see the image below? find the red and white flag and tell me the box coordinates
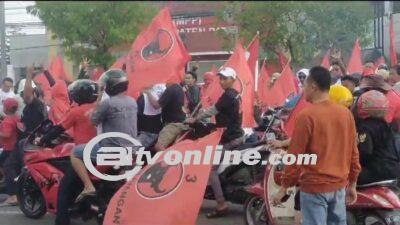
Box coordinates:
[390,15,398,66]
[246,33,259,90]
[104,130,223,225]
[225,43,256,128]
[347,38,363,74]
[125,8,191,99]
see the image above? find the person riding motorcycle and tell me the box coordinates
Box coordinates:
[355,90,400,185]
[38,79,99,146]
[51,79,100,225]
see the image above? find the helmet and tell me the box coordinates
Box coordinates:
[69,79,99,105]
[98,69,129,96]
[357,90,389,119]
[329,85,353,108]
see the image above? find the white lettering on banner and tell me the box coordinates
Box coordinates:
[173,17,202,27]
[177,26,237,34]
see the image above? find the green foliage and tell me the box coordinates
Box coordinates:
[218,1,374,67]
[28,1,157,69]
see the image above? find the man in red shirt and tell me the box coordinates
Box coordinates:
[0,98,20,206]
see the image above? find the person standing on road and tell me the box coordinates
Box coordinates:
[272,66,361,225]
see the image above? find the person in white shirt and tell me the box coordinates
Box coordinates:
[0,78,16,118]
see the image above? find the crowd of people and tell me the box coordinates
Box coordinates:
[0,54,398,225]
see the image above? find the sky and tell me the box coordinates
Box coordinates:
[5,1,44,35]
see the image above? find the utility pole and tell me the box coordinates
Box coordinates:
[0,1,6,80]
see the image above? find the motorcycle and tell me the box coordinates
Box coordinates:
[245,156,400,225]
[203,108,286,206]
[16,120,128,224]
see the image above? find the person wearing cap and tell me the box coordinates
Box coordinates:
[187,66,244,218]
[0,98,20,206]
[296,68,309,89]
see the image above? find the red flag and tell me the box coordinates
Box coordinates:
[257,60,286,108]
[48,80,70,124]
[390,15,398,66]
[48,55,73,82]
[246,33,259,88]
[225,43,256,127]
[284,93,312,137]
[347,38,363,74]
[321,49,331,69]
[104,130,223,225]
[200,66,222,109]
[276,61,298,100]
[126,8,191,99]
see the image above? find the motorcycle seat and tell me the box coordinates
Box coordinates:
[357,179,398,188]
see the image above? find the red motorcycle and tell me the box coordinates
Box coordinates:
[16,120,127,224]
[245,162,400,225]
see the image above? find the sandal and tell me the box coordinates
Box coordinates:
[206,207,228,219]
[75,190,96,203]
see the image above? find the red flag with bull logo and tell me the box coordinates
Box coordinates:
[225,43,256,128]
[103,129,223,225]
[125,8,191,99]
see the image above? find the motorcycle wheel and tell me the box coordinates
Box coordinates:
[244,195,268,225]
[17,171,47,219]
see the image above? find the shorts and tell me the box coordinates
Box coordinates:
[137,132,159,148]
[157,123,190,148]
[73,143,101,161]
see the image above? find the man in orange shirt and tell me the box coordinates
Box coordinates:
[272,66,361,225]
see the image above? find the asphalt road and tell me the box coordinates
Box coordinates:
[0,195,247,225]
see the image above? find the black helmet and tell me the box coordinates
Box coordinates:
[99,69,129,96]
[69,79,99,105]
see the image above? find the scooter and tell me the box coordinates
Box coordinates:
[16,120,127,224]
[204,108,286,206]
[245,160,400,225]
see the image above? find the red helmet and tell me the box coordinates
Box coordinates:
[357,90,389,119]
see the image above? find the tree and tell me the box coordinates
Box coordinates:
[218,1,374,67]
[28,2,157,69]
